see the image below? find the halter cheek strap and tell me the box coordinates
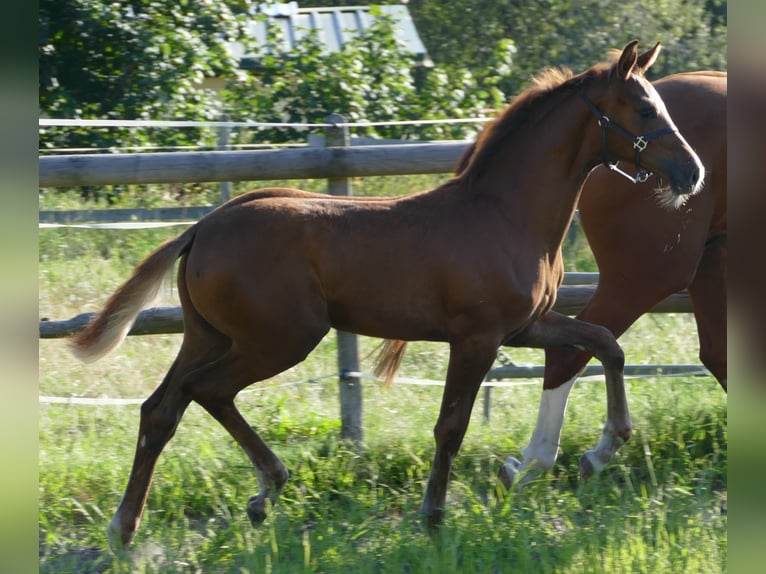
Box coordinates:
[580,91,677,184]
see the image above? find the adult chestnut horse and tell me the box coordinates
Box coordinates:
[500,70,726,485]
[71,41,703,550]
[379,71,726,486]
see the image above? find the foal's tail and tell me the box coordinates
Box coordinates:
[374,339,409,386]
[70,225,198,363]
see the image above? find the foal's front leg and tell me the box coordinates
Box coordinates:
[501,312,631,484]
[421,336,499,528]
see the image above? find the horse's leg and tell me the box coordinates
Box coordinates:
[107,356,193,551]
[497,367,580,488]
[502,277,693,486]
[687,236,727,391]
[502,312,630,482]
[180,315,329,525]
[196,399,288,525]
[421,335,499,528]
[185,358,291,527]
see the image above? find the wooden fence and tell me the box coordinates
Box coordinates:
[39,279,692,339]
[39,115,702,442]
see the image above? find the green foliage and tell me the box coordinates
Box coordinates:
[221,11,499,142]
[407,0,727,96]
[39,0,253,152]
[39,0,727,152]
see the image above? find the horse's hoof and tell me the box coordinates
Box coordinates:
[419,504,444,536]
[106,518,131,554]
[497,456,522,490]
[247,497,268,526]
[422,519,443,539]
[579,453,595,481]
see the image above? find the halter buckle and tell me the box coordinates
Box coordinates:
[633,136,648,152]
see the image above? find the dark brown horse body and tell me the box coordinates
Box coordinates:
[71,42,703,550]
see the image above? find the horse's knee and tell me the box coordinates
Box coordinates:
[433,415,467,455]
[610,343,625,371]
[591,324,624,369]
[138,399,183,453]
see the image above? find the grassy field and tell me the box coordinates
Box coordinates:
[39,180,726,573]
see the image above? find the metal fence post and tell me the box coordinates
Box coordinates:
[325,113,363,446]
[483,384,492,424]
[218,114,231,204]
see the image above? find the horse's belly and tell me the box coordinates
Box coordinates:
[324,286,451,342]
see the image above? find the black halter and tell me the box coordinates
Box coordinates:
[580,91,677,184]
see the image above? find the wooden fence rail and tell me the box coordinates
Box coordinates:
[39,142,468,188]
[38,285,692,340]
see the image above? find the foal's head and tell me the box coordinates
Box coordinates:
[586,40,705,206]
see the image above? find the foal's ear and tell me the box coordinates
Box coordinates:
[636,42,662,74]
[616,40,640,80]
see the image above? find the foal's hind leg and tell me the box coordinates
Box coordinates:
[502,311,630,483]
[186,360,291,527]
[183,325,329,527]
[197,400,288,525]
[107,357,193,551]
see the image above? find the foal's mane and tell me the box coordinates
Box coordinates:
[456,60,615,182]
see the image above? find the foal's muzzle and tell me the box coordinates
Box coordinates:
[661,158,704,196]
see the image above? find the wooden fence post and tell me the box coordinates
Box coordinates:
[324,113,363,446]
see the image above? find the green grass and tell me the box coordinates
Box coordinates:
[38,371,726,573]
[38,179,726,573]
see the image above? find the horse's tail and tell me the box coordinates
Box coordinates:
[70,225,198,362]
[374,339,409,386]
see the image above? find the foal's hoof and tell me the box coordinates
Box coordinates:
[497,456,522,490]
[579,453,596,481]
[106,518,131,554]
[247,497,268,526]
[419,505,445,537]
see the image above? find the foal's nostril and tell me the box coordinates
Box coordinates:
[690,163,701,187]
[682,158,704,193]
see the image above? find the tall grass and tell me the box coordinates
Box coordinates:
[39,178,725,572]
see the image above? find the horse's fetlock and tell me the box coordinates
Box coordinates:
[618,424,632,443]
[274,466,290,490]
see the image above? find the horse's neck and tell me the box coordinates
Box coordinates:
[474,93,598,250]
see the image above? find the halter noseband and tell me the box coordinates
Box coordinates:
[580,91,677,184]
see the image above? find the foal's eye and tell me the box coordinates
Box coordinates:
[639,108,658,119]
